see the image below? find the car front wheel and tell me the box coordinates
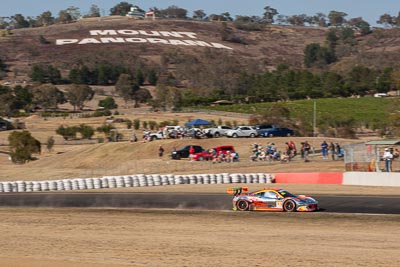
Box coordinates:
[232,133,238,138]
[236,200,250,211]
[214,132,220,137]
[250,133,255,138]
[283,200,296,212]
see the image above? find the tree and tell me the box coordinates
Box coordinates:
[115,74,134,104]
[98,97,118,109]
[65,84,94,111]
[56,10,73,24]
[377,13,396,28]
[312,13,327,27]
[85,5,101,18]
[8,130,41,164]
[32,84,66,111]
[0,90,18,116]
[304,43,336,68]
[110,2,133,16]
[262,6,278,24]
[29,64,61,84]
[159,5,188,19]
[36,11,54,26]
[286,14,308,26]
[328,10,347,26]
[193,10,206,20]
[10,14,29,28]
[14,85,33,112]
[326,29,339,50]
[347,17,371,35]
[65,6,81,20]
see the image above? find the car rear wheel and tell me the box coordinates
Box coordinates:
[198,156,204,161]
[286,133,291,137]
[236,200,250,211]
[250,133,255,138]
[268,133,274,137]
[283,200,296,212]
[232,133,238,138]
[214,132,220,137]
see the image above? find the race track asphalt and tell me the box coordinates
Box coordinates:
[0,193,399,214]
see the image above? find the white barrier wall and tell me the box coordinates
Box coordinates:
[343,172,400,186]
[0,173,274,193]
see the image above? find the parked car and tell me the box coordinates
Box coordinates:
[255,123,276,130]
[259,127,294,137]
[203,126,233,137]
[170,145,204,160]
[193,145,236,161]
[226,126,258,138]
[148,131,164,141]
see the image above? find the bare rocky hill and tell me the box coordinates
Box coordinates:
[3,17,400,83]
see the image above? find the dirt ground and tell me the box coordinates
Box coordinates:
[0,205,399,267]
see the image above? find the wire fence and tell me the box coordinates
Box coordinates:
[344,143,400,172]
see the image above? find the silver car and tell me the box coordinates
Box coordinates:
[226,126,258,138]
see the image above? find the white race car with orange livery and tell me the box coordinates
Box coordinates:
[227,187,318,212]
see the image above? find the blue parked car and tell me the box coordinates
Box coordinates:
[258,127,294,137]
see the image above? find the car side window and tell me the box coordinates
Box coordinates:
[264,191,278,198]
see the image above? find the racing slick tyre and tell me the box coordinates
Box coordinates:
[283,200,296,212]
[236,200,250,211]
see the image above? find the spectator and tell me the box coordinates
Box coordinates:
[302,141,311,162]
[321,140,329,159]
[130,132,138,142]
[289,140,297,158]
[189,146,195,161]
[158,145,165,158]
[382,148,393,172]
[335,143,343,158]
[393,148,400,159]
[329,141,336,160]
[280,152,290,163]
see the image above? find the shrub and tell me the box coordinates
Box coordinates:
[46,136,55,152]
[79,124,95,139]
[133,119,140,130]
[98,97,118,109]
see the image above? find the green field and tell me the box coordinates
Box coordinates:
[203,97,397,129]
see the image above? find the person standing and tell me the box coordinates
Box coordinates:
[321,140,329,159]
[189,146,195,161]
[382,148,393,172]
[302,141,311,162]
[329,141,336,160]
[158,145,165,158]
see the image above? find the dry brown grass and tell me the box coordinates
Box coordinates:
[0,207,399,267]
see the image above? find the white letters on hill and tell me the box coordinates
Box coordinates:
[56,29,233,50]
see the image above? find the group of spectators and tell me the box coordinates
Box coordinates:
[320,141,343,161]
[250,143,289,163]
[249,140,344,163]
[201,148,239,163]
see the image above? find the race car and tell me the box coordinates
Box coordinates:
[227,187,318,212]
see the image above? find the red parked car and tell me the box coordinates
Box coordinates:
[193,145,237,161]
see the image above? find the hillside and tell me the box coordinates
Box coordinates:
[2,17,400,84]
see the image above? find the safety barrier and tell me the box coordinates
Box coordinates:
[0,173,274,193]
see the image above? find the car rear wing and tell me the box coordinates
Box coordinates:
[226,187,248,196]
